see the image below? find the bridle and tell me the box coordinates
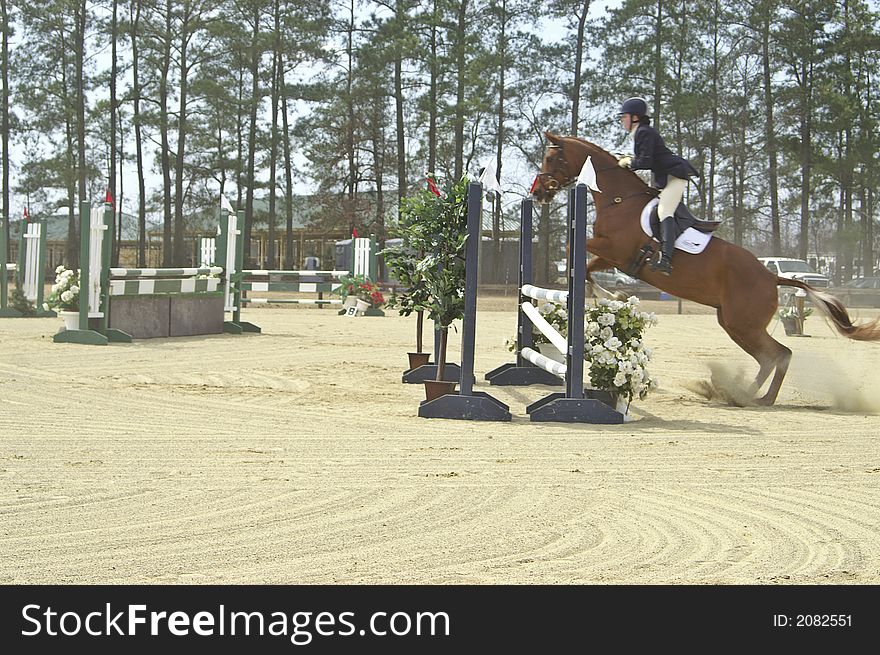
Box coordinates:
[535,145,572,191]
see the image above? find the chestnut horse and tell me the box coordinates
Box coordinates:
[532,132,880,405]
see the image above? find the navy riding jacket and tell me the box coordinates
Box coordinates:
[631,124,699,188]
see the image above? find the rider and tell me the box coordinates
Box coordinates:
[616,97,699,275]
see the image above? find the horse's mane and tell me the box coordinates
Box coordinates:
[556,135,649,190]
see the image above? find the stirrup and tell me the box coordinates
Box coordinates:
[651,255,673,275]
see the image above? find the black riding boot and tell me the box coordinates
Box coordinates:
[651,218,676,275]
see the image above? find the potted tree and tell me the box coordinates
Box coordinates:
[381,243,431,371]
[387,175,468,401]
[416,176,469,401]
[385,175,468,385]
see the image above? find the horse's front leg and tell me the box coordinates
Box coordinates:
[585,254,623,301]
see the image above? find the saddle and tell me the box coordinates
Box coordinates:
[647,202,722,241]
[627,199,721,278]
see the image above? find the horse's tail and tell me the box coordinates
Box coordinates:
[777,278,880,341]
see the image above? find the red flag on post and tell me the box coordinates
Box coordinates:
[426,175,442,197]
[352,227,359,239]
[105,188,115,208]
[529,175,540,195]
[23,206,29,222]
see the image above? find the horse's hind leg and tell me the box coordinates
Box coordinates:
[717,309,792,405]
[758,343,792,405]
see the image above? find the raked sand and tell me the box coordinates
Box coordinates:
[1,296,879,584]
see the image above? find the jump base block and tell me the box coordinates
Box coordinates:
[418,391,511,421]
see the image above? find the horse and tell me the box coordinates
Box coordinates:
[532,131,880,405]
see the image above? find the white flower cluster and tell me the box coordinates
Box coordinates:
[584,296,658,405]
[44,265,81,312]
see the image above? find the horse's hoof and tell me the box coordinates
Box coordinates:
[754,395,776,406]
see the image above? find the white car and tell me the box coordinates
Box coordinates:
[756,257,830,288]
[591,267,638,287]
[555,262,637,288]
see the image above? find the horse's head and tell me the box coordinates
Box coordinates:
[532,131,641,203]
[532,132,579,203]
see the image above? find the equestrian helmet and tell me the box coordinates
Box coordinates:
[618,97,649,117]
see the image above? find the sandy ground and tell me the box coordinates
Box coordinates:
[1,294,879,585]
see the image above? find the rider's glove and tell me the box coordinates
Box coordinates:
[617,156,632,169]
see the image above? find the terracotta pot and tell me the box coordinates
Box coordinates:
[423,379,457,402]
[407,352,431,370]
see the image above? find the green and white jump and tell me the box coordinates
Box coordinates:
[0,216,55,318]
[54,201,260,345]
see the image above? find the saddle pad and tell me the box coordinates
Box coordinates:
[639,198,712,255]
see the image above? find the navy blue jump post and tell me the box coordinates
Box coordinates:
[524,184,624,424]
[484,197,564,387]
[418,181,511,421]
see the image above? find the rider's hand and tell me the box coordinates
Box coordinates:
[617,156,632,169]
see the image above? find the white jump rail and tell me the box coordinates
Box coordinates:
[520,346,567,378]
[521,284,568,304]
[520,301,568,355]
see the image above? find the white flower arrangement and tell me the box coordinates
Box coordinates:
[507,295,659,407]
[43,265,81,312]
[584,296,659,407]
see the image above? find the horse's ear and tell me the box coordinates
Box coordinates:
[545,131,562,145]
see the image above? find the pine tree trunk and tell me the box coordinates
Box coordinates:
[75,0,87,208]
[428,5,438,174]
[280,56,294,270]
[130,0,147,267]
[110,0,119,265]
[761,9,781,254]
[570,1,590,136]
[244,6,261,268]
[1,0,9,257]
[453,0,468,180]
[267,8,280,271]
[160,1,173,266]
[173,9,191,267]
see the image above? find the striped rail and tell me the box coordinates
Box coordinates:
[108,267,222,296]
[520,346,567,378]
[231,236,377,307]
[521,284,568,304]
[520,301,567,355]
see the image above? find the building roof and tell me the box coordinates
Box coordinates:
[9,209,161,242]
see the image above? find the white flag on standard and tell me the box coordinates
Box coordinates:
[479,160,503,199]
[577,156,602,193]
[221,194,235,214]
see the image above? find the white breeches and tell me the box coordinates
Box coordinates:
[658,176,688,221]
